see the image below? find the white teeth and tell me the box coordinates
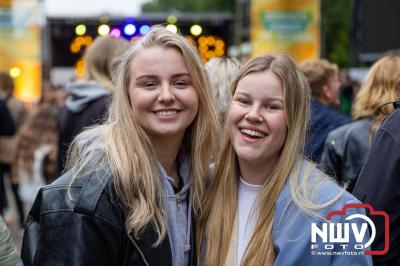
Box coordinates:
[240,128,265,137]
[157,110,177,116]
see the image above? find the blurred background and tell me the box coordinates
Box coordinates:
[1,0,399,105]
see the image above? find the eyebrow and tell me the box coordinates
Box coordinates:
[135,73,191,80]
[234,91,283,102]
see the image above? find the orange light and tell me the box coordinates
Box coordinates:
[70,43,80,53]
[83,36,93,45]
[215,40,225,48]
[206,37,215,45]
[215,48,224,56]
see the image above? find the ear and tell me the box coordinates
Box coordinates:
[321,84,332,101]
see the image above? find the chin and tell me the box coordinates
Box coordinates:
[235,149,263,162]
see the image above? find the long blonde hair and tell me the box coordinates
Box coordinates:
[352,55,400,136]
[67,26,219,245]
[198,54,340,266]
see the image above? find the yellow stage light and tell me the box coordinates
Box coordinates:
[167,15,178,24]
[166,24,177,33]
[190,25,202,36]
[9,67,21,78]
[98,24,110,36]
[75,24,86,36]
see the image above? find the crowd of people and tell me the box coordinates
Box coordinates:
[0,25,399,266]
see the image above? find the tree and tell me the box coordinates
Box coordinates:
[141,0,234,12]
[321,0,352,67]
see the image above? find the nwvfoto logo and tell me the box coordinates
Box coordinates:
[310,203,389,255]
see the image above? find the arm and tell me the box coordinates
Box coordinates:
[320,135,342,183]
[23,212,122,266]
[21,180,123,266]
[353,128,400,264]
[0,216,20,266]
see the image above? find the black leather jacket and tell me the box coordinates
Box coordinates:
[320,118,373,191]
[21,164,196,266]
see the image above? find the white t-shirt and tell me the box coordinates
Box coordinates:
[237,177,262,265]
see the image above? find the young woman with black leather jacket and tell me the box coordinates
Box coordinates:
[21,26,219,266]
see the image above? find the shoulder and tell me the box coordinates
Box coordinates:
[275,160,362,225]
[326,118,372,142]
[312,101,350,125]
[0,217,20,266]
[28,161,125,230]
[380,109,400,140]
[274,160,367,235]
[273,162,371,265]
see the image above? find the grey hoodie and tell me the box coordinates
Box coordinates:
[159,153,192,266]
[65,81,110,113]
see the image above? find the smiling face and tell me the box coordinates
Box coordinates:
[128,46,199,143]
[228,70,288,166]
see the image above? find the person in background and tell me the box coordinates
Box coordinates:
[22,26,219,266]
[321,56,400,191]
[54,85,67,108]
[339,71,361,116]
[353,101,400,266]
[0,215,20,266]
[0,98,16,228]
[198,54,371,266]
[0,71,27,228]
[301,59,351,162]
[206,57,240,123]
[12,106,59,209]
[38,80,58,107]
[58,36,130,174]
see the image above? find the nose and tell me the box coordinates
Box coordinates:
[158,82,175,104]
[245,105,263,122]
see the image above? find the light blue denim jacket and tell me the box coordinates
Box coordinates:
[272,161,373,266]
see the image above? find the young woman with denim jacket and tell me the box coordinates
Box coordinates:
[198,55,372,266]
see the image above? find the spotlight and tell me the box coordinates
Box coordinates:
[98,24,110,36]
[166,24,177,33]
[139,25,150,35]
[9,67,21,78]
[75,24,86,36]
[110,28,121,37]
[190,24,202,36]
[124,24,136,36]
[167,15,178,24]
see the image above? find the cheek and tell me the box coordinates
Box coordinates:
[271,114,288,138]
[187,89,200,109]
[227,105,243,137]
[227,103,242,125]
[129,89,153,113]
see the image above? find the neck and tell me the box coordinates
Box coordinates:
[238,157,279,185]
[151,133,184,186]
[316,97,330,107]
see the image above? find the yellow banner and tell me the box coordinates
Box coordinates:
[0,0,41,102]
[251,0,320,62]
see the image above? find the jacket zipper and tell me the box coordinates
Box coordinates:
[128,234,150,266]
